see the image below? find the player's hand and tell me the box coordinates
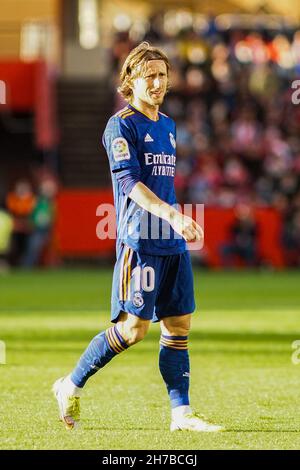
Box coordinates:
[170,212,204,242]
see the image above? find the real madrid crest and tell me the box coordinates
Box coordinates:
[169,132,176,149]
[133,291,144,308]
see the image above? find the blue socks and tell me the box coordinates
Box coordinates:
[70,326,190,411]
[159,335,190,408]
[71,326,128,388]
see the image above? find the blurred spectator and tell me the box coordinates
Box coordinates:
[21,179,56,268]
[0,201,13,272]
[220,205,259,267]
[6,180,36,266]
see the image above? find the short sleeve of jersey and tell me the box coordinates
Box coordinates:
[102,116,140,173]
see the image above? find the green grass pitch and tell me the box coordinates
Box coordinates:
[0,268,300,450]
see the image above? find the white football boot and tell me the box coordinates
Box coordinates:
[52,377,80,430]
[170,407,224,432]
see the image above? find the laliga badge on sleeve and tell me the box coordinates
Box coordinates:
[112,137,130,161]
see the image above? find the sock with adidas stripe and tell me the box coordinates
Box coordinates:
[70,326,129,388]
[159,334,190,408]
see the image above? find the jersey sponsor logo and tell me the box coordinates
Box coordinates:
[144,133,154,142]
[144,152,176,177]
[112,137,130,161]
[152,165,175,176]
[169,132,176,149]
[132,291,144,308]
[144,152,176,166]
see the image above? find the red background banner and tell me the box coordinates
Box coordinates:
[54,190,284,267]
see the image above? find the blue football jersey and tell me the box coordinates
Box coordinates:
[102,104,187,257]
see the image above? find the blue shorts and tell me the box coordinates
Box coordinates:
[111,243,196,323]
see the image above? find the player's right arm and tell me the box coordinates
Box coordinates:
[103,116,202,243]
[129,182,203,243]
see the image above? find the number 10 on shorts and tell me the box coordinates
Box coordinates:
[132,266,155,292]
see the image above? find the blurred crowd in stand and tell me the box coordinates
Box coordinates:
[112,13,300,266]
[0,167,58,271]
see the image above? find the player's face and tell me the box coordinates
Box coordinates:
[132,60,168,107]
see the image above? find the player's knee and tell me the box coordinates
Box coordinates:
[126,320,149,344]
[126,326,147,345]
[116,316,149,346]
[160,314,191,337]
[168,325,190,337]
[178,325,190,336]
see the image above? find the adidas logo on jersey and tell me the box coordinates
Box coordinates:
[144,133,154,142]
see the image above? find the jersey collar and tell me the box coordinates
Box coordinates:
[128,104,160,122]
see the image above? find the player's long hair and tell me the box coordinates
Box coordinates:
[118,42,171,102]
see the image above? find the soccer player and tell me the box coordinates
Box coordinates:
[53,42,223,433]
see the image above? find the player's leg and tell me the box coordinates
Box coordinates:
[53,244,156,429]
[53,312,150,429]
[156,251,223,432]
[116,311,150,345]
[159,314,223,432]
[70,311,150,387]
[159,314,192,424]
